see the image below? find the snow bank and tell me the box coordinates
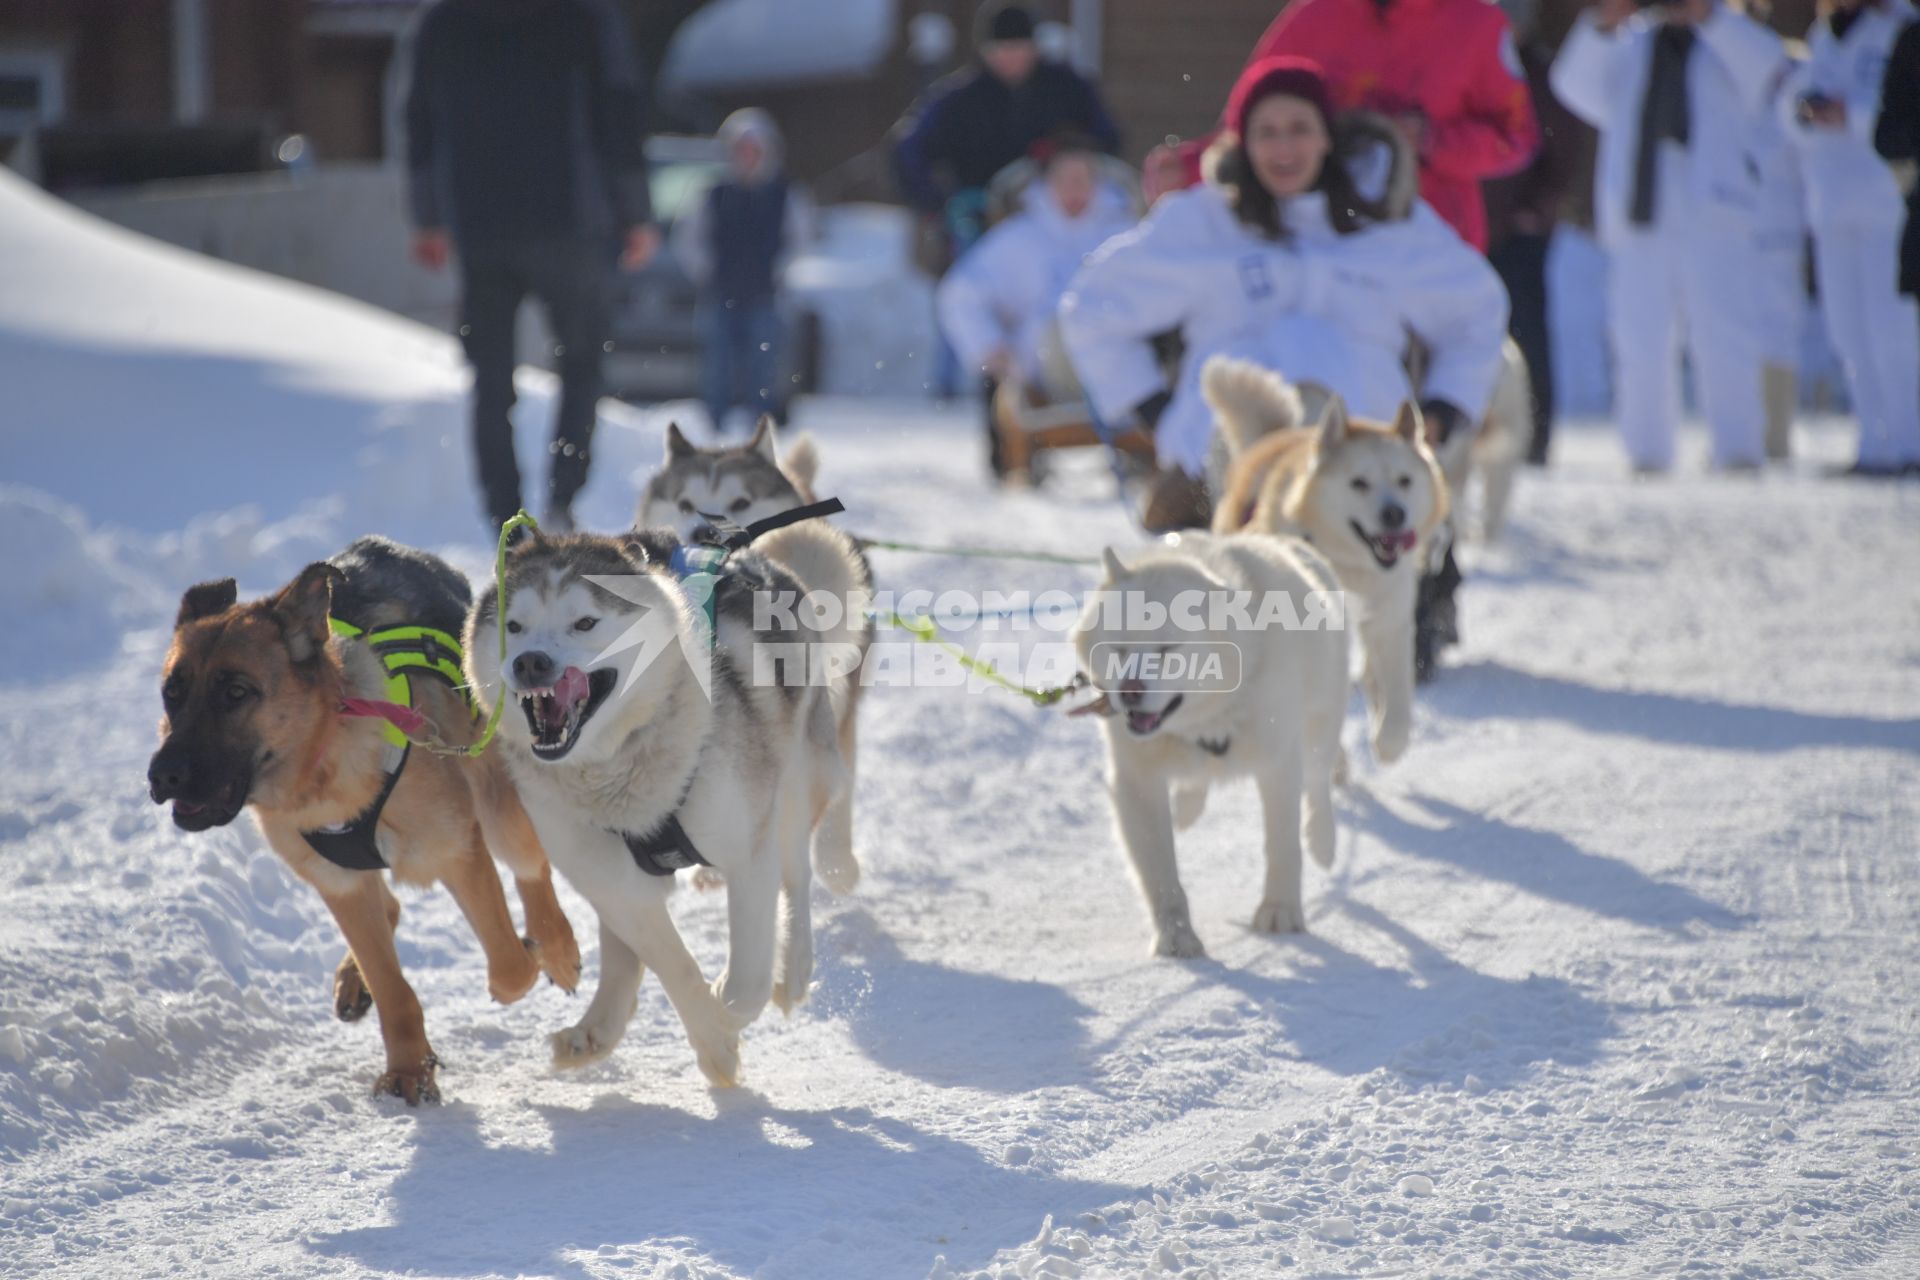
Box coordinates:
[0,488,162,682]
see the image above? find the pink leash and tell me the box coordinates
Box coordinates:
[338,697,428,738]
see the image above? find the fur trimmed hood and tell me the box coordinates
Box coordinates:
[1202,109,1421,227]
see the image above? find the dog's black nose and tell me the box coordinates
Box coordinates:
[512,650,558,689]
[147,748,190,803]
[1379,502,1406,530]
[1118,678,1146,708]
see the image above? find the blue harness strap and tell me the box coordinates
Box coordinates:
[620,496,847,876]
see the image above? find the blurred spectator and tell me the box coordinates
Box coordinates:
[1877,17,1920,299]
[937,135,1138,473]
[1483,0,1578,465]
[891,3,1120,245]
[1747,37,1810,463]
[674,110,814,434]
[1552,0,1783,473]
[404,0,657,534]
[1782,0,1919,476]
[1245,0,1540,251]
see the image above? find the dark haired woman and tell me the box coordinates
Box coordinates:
[1061,57,1508,496]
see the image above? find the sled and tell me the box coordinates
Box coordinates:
[992,379,1154,482]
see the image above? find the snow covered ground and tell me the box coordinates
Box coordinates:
[3,178,1919,1279]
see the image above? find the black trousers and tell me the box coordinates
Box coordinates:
[1488,231,1555,463]
[459,237,614,527]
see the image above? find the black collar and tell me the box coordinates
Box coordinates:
[618,812,710,877]
[302,744,409,871]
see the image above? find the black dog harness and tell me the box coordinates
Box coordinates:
[301,619,471,871]
[612,497,845,876]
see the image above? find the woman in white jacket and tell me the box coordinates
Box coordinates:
[1059,58,1509,489]
[937,139,1139,402]
[1778,0,1920,475]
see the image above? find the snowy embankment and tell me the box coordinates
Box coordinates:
[2,176,1918,1279]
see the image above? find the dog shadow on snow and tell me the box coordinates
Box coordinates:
[1124,901,1616,1094]
[809,905,1099,1095]
[1430,661,1919,757]
[1350,790,1743,932]
[312,1089,1136,1280]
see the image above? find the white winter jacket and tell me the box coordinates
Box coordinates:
[937,180,1137,385]
[1778,4,1915,230]
[1059,172,1508,475]
[1551,5,1785,246]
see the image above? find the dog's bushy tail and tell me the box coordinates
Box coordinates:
[781,433,820,500]
[1201,356,1303,460]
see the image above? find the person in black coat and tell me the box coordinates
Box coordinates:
[1875,17,1920,299]
[891,3,1120,245]
[404,0,658,533]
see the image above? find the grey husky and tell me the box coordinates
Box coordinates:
[465,519,871,1084]
[637,416,821,542]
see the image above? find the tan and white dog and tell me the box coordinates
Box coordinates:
[1205,356,1447,766]
[1072,532,1349,957]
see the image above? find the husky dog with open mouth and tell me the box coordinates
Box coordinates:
[147,538,580,1105]
[466,518,871,1084]
[1205,356,1448,766]
[1071,532,1348,957]
[637,415,821,542]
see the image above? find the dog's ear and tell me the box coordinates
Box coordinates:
[1100,547,1128,581]
[747,414,778,459]
[1315,395,1350,449]
[665,422,695,459]
[617,529,653,565]
[176,579,238,627]
[1391,399,1423,443]
[269,563,343,664]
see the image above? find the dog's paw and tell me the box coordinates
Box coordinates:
[771,978,811,1016]
[814,847,861,895]
[1372,716,1409,765]
[689,866,727,892]
[488,945,541,1007]
[692,1030,742,1089]
[549,1022,617,1070]
[1332,745,1352,788]
[373,1053,441,1107]
[333,954,373,1023]
[1152,920,1207,959]
[1172,784,1209,831]
[527,933,583,995]
[1251,898,1307,935]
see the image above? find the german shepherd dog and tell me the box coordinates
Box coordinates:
[147,538,580,1104]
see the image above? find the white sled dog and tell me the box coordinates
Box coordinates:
[637,416,821,542]
[1408,336,1533,541]
[466,520,871,1084]
[1206,356,1447,765]
[1072,533,1348,957]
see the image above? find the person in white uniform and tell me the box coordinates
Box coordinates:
[1779,0,1920,475]
[1747,40,1811,461]
[1552,0,1785,473]
[937,137,1139,403]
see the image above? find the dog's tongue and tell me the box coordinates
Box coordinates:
[555,665,591,710]
[1387,530,1418,551]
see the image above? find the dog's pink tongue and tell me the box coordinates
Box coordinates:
[555,665,591,709]
[1389,530,1419,551]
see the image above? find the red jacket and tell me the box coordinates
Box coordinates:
[1249,0,1539,250]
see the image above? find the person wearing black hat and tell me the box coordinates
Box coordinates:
[891,3,1121,235]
